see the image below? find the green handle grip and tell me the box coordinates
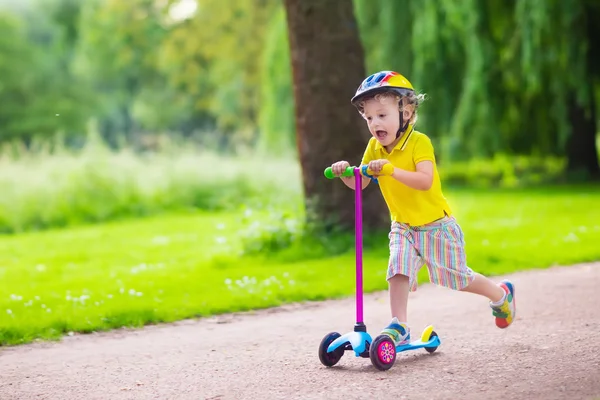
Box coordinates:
[324,166,356,179]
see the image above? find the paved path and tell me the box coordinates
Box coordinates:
[1,263,599,400]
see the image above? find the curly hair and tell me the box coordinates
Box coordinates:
[356,91,427,124]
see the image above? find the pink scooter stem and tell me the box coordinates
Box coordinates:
[354,168,364,325]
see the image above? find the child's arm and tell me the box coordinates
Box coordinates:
[330,160,371,190]
[340,174,371,190]
[367,159,433,191]
[390,161,433,191]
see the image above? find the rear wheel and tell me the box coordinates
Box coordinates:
[424,331,439,354]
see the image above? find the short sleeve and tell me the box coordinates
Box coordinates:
[360,138,376,166]
[413,135,436,164]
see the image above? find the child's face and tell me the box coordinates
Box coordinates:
[362,97,401,147]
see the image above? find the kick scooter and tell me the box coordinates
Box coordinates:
[319,164,441,371]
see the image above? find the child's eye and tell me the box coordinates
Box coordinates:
[366,117,372,121]
[379,114,386,118]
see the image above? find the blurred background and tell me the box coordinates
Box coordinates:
[0,0,598,163]
[0,0,599,345]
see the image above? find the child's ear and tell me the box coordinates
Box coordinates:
[402,105,414,121]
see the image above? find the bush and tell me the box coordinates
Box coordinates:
[439,154,566,188]
[0,136,302,234]
[236,200,387,263]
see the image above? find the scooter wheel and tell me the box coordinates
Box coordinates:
[424,331,439,354]
[370,335,396,371]
[318,332,344,367]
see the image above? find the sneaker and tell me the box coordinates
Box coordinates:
[490,279,516,328]
[380,317,411,346]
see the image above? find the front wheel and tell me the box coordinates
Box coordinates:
[369,335,396,371]
[318,332,344,367]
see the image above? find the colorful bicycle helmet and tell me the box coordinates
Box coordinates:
[351,71,416,138]
[350,71,415,106]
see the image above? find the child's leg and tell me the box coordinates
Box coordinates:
[459,273,518,328]
[417,216,517,328]
[388,274,410,322]
[382,223,422,345]
[459,272,505,302]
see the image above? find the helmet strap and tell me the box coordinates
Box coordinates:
[395,113,410,139]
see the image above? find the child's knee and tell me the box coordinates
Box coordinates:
[388,273,409,284]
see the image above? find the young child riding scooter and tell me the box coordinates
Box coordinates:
[330,71,516,346]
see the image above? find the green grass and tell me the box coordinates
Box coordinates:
[1,184,599,346]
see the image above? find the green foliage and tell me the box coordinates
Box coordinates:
[439,154,567,188]
[0,135,301,234]
[354,0,413,75]
[409,0,599,162]
[1,184,600,346]
[257,6,295,154]
[0,0,598,173]
[237,201,361,263]
[159,0,279,146]
[75,0,172,138]
[0,140,577,236]
[0,10,92,141]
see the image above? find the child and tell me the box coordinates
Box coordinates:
[330,71,516,346]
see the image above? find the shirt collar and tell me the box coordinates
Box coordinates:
[374,124,415,153]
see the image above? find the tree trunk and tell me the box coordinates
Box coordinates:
[566,93,599,179]
[283,0,388,232]
[566,0,600,180]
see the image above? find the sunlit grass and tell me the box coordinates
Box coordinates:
[1,184,599,346]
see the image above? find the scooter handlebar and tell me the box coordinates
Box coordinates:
[324,164,394,179]
[324,166,355,179]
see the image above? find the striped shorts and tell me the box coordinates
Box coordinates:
[387,216,475,292]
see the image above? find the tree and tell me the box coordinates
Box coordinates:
[258,6,295,154]
[159,0,280,149]
[76,0,168,145]
[407,0,599,177]
[564,0,600,178]
[283,0,388,231]
[0,9,92,143]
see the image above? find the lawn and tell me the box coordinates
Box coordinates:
[1,185,599,346]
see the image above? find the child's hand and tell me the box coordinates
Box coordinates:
[368,159,390,175]
[331,160,350,177]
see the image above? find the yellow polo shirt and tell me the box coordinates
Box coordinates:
[361,126,452,226]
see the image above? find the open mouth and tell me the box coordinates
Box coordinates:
[375,130,388,140]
